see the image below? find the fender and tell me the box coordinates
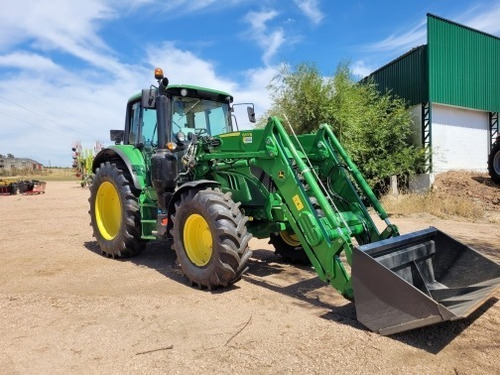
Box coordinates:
[167,179,220,215]
[92,146,147,190]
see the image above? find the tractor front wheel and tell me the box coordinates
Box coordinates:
[488,142,500,183]
[270,230,311,265]
[89,161,145,258]
[171,189,252,289]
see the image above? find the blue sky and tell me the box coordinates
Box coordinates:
[1,0,499,167]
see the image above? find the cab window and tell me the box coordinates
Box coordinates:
[171,96,231,138]
[128,101,141,144]
[142,108,157,148]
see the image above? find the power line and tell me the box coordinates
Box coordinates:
[15,86,99,130]
[0,95,105,143]
[0,108,68,137]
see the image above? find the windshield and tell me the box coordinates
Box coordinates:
[171,96,232,138]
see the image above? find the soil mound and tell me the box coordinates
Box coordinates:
[433,171,500,211]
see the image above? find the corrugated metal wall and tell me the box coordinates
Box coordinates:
[428,14,500,112]
[368,46,428,106]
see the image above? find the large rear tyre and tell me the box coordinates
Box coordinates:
[171,188,252,289]
[89,161,145,258]
[269,230,311,265]
[488,142,500,184]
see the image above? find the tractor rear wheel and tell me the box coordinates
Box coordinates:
[89,161,145,258]
[270,230,311,265]
[171,188,252,289]
[488,142,500,183]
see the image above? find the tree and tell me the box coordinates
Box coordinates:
[7,153,14,158]
[264,62,424,189]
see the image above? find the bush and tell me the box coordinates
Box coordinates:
[265,62,424,189]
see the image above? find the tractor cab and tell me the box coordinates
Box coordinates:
[111,68,245,150]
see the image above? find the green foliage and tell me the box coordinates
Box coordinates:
[264,62,424,188]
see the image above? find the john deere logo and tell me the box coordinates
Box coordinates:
[278,171,285,179]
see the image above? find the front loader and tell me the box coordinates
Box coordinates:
[89,68,500,335]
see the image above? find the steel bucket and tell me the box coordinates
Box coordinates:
[352,227,500,335]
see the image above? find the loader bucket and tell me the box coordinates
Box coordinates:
[352,227,500,335]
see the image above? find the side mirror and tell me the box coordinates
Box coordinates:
[142,87,157,109]
[110,130,124,144]
[247,106,256,123]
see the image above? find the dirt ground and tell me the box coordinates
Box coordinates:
[0,177,499,375]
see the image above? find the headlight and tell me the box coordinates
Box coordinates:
[176,131,186,142]
[166,142,177,151]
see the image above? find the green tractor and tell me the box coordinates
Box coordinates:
[90,68,500,335]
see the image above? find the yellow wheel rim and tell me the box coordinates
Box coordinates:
[183,213,212,266]
[95,181,122,240]
[280,230,300,247]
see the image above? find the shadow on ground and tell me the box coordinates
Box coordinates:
[245,248,364,330]
[84,240,185,285]
[84,240,499,353]
[247,246,500,354]
[83,240,241,293]
[472,175,499,187]
[388,297,498,354]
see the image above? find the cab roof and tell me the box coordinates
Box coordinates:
[128,84,233,104]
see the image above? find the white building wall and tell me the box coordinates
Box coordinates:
[431,103,489,173]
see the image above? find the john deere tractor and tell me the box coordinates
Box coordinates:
[90,68,500,335]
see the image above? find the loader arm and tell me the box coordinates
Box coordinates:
[194,116,399,298]
[193,116,500,334]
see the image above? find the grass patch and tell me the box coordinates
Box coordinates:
[381,192,484,222]
[40,168,79,181]
[2,168,79,182]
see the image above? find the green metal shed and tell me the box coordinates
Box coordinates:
[367,14,499,177]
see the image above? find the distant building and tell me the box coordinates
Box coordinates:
[365,14,500,189]
[0,157,43,171]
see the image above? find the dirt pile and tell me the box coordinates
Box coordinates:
[432,171,500,210]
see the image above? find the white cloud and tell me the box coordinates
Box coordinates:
[0,0,135,79]
[367,3,500,58]
[236,65,278,126]
[140,0,251,18]
[0,69,134,166]
[146,42,238,93]
[243,10,285,65]
[0,52,61,72]
[0,0,276,166]
[457,2,500,35]
[0,0,114,52]
[0,41,273,167]
[145,42,276,128]
[368,19,427,53]
[351,60,374,79]
[262,31,286,66]
[244,9,279,33]
[293,0,324,25]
